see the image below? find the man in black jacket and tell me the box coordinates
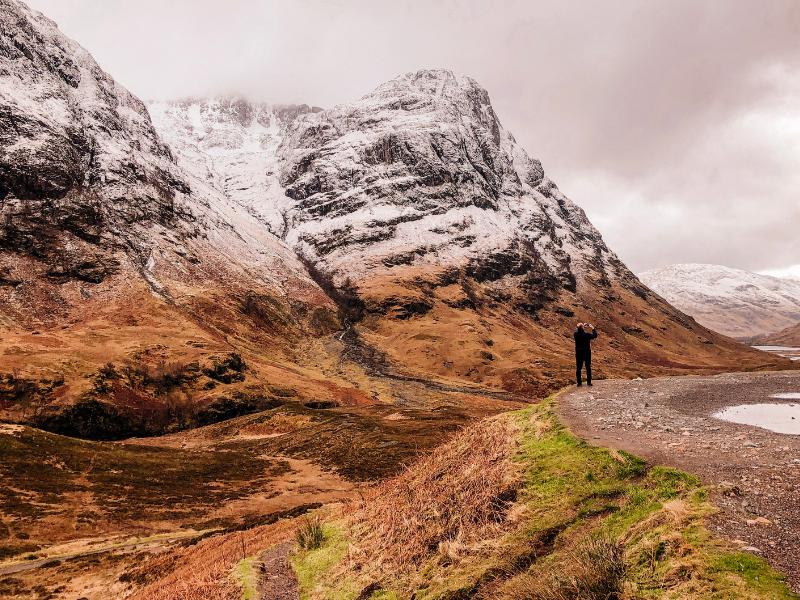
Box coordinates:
[574,322,598,386]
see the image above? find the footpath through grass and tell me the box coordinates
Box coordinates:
[287,395,797,599]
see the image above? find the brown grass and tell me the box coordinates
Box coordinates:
[346,415,520,572]
[296,515,325,550]
[128,518,298,600]
[498,535,627,600]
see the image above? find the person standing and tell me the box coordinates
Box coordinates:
[574,322,598,386]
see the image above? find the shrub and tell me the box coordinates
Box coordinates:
[296,516,325,550]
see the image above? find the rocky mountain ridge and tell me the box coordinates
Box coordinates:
[640,263,800,339]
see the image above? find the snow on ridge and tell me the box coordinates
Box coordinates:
[276,68,621,285]
[640,263,800,338]
[147,70,630,294]
[148,97,319,236]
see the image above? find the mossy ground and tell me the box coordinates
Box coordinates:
[288,396,797,599]
[235,556,258,600]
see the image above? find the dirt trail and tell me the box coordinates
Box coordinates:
[559,371,800,591]
[256,541,299,600]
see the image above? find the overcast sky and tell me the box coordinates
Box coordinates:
[26,0,800,275]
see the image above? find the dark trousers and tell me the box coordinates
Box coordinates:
[576,353,591,385]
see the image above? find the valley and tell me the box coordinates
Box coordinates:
[1,0,798,597]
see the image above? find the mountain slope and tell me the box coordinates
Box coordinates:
[0,0,350,436]
[270,71,782,390]
[640,264,800,339]
[754,322,800,347]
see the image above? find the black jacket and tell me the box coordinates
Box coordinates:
[574,328,597,355]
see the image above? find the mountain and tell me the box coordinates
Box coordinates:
[0,0,785,440]
[640,264,800,339]
[269,71,781,388]
[0,0,344,437]
[754,322,800,347]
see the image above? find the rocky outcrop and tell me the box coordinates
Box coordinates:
[277,70,614,294]
[0,0,198,281]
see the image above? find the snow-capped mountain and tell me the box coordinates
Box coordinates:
[277,70,622,290]
[0,0,341,434]
[147,98,320,235]
[0,0,783,436]
[0,0,328,304]
[0,0,193,282]
[640,264,800,339]
[152,71,648,313]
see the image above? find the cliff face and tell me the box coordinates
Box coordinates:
[278,70,611,287]
[0,0,197,284]
[0,0,342,437]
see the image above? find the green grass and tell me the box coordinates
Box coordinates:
[235,556,259,600]
[290,395,797,599]
[290,523,361,600]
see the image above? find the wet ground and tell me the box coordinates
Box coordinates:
[715,402,800,435]
[559,371,800,591]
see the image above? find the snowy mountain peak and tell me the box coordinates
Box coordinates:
[372,69,488,104]
[148,97,320,235]
[640,263,800,338]
[275,69,623,292]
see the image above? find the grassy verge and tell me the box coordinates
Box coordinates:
[234,557,258,600]
[289,396,797,599]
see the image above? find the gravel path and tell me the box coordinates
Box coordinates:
[559,371,800,591]
[257,541,299,600]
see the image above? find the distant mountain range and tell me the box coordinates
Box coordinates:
[754,322,800,347]
[640,264,800,339]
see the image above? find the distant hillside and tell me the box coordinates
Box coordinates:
[754,322,800,347]
[640,264,800,339]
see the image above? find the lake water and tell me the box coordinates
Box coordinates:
[714,402,800,435]
[752,345,800,361]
